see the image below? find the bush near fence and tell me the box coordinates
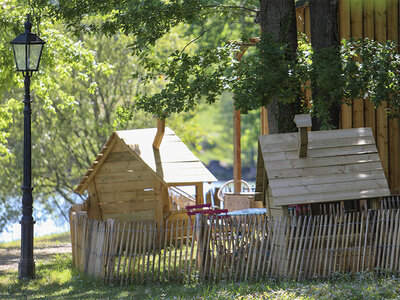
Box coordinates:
[69,199,400,284]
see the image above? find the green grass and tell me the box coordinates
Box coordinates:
[0,232,70,250]
[2,234,400,299]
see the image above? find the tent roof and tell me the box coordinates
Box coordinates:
[75,127,216,194]
[256,127,390,206]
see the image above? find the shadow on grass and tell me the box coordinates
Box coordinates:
[2,254,400,299]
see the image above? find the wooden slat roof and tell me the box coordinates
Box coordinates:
[75,127,216,194]
[258,127,390,206]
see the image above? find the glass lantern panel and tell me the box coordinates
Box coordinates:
[12,44,26,71]
[28,44,43,71]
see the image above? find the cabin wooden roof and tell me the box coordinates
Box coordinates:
[75,127,216,194]
[256,127,390,206]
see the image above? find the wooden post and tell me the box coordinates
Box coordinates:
[154,180,164,225]
[294,114,312,158]
[196,183,204,205]
[233,109,241,193]
[153,118,165,149]
[195,214,204,274]
[260,107,268,135]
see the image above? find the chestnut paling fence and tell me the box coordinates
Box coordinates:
[70,203,400,284]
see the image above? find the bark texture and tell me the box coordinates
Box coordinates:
[259,0,301,134]
[309,0,340,130]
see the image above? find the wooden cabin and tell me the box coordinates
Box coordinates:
[75,126,217,223]
[255,114,391,217]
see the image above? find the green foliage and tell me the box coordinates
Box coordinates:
[232,34,304,113]
[133,44,239,118]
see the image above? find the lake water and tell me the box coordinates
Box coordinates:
[0,218,70,243]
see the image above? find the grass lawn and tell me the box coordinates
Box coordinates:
[1,233,400,299]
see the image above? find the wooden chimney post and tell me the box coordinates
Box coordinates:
[294,114,312,158]
[153,118,165,149]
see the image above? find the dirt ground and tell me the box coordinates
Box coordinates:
[0,243,71,272]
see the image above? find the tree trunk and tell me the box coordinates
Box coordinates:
[309,0,340,130]
[259,0,301,134]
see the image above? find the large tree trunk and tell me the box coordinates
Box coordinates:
[259,0,301,134]
[309,0,340,130]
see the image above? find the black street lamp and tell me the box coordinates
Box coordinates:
[10,15,45,280]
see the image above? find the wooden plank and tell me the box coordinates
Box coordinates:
[120,221,131,284]
[374,0,389,183]
[270,170,386,189]
[389,210,398,271]
[304,5,311,39]
[102,210,155,222]
[99,200,155,215]
[98,190,154,204]
[263,144,378,163]
[153,180,164,225]
[125,221,136,285]
[350,0,364,130]
[394,209,400,274]
[244,216,256,280]
[95,169,154,184]
[96,180,155,194]
[266,152,380,171]
[338,0,352,129]
[272,178,388,198]
[259,128,373,146]
[115,221,126,283]
[363,0,376,137]
[262,137,376,157]
[376,210,385,273]
[256,216,267,280]
[274,187,390,206]
[389,118,400,193]
[296,6,305,35]
[105,150,136,163]
[387,0,400,193]
[97,160,142,174]
[268,161,384,180]
[266,216,279,277]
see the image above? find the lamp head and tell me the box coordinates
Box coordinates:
[10,15,46,73]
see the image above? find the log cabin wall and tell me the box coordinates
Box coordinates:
[295,0,400,193]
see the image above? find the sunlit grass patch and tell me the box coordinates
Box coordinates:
[0,231,70,249]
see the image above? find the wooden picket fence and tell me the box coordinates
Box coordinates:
[69,206,400,284]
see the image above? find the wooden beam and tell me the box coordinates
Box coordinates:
[154,179,164,224]
[375,0,389,182]
[339,0,352,129]
[233,109,241,193]
[195,183,204,205]
[152,118,165,149]
[260,107,268,135]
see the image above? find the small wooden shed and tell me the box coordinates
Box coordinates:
[75,127,217,223]
[255,114,391,217]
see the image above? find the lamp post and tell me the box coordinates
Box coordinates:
[10,15,45,280]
